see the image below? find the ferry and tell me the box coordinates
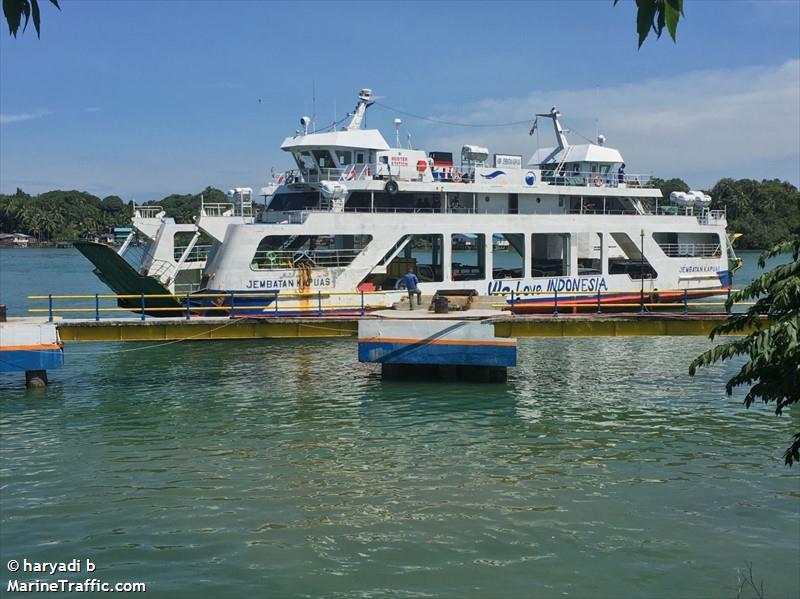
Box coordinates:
[192,88,737,315]
[75,190,254,315]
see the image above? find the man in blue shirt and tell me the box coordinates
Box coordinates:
[402,267,422,309]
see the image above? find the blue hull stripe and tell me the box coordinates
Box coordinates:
[358,341,516,367]
[0,349,64,373]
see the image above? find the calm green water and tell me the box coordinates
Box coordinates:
[1,249,798,598]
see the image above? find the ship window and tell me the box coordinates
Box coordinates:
[250,234,372,270]
[653,232,721,258]
[531,233,570,277]
[451,233,485,281]
[492,233,524,279]
[362,234,444,289]
[312,150,336,170]
[577,232,603,275]
[609,232,657,279]
[335,150,352,166]
[295,151,317,175]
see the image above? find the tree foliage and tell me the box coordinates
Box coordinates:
[650,176,690,200]
[0,187,231,240]
[0,189,133,241]
[615,0,684,47]
[144,187,229,225]
[650,177,799,249]
[689,237,800,465]
[710,178,800,250]
[3,0,59,37]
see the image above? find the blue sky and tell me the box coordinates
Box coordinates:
[1,0,798,201]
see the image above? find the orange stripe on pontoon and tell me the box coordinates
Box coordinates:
[0,343,62,351]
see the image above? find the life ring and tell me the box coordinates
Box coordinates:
[385,180,399,195]
[347,168,356,180]
[593,176,603,187]
[416,160,427,173]
[366,166,372,177]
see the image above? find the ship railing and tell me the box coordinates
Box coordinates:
[27,287,755,322]
[298,164,377,184]
[569,208,640,216]
[540,170,654,188]
[250,248,364,270]
[261,210,311,224]
[200,203,235,217]
[262,205,704,217]
[655,243,722,258]
[133,205,165,219]
[27,289,397,321]
[172,244,212,262]
[697,209,726,225]
[491,287,751,316]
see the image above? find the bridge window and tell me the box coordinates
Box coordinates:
[653,232,721,258]
[312,150,336,170]
[251,234,372,270]
[294,151,317,175]
[532,233,570,277]
[335,150,352,166]
[492,233,524,279]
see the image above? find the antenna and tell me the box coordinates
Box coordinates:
[312,80,316,133]
[393,118,402,147]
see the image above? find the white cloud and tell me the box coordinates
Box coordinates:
[0,110,52,125]
[414,60,800,187]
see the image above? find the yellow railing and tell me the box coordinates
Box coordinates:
[27,290,395,321]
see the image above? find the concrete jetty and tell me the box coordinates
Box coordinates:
[358,310,516,381]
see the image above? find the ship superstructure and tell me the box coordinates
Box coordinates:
[196,88,735,315]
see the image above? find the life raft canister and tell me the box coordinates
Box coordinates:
[416,160,427,172]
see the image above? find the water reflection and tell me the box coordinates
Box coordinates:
[1,329,798,597]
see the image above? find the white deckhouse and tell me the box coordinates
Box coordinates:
[135,88,737,315]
